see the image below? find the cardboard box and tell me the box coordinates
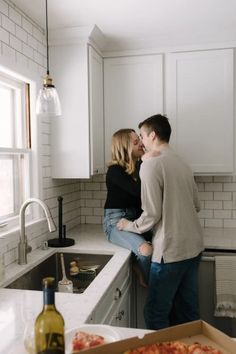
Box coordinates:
[78,320,236,353]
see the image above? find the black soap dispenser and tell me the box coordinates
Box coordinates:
[48,196,75,247]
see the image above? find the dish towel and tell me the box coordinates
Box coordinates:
[214,255,236,318]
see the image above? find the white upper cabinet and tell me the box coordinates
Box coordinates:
[104,55,163,163]
[50,28,104,178]
[166,49,234,174]
[89,46,104,175]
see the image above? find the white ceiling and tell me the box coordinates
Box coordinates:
[10,0,236,51]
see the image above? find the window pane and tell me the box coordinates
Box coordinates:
[0,157,14,218]
[0,73,31,225]
[0,86,12,148]
[0,154,28,220]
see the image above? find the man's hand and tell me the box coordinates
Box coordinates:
[117,218,129,230]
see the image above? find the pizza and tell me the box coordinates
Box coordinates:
[188,343,223,353]
[123,341,223,354]
[71,330,105,352]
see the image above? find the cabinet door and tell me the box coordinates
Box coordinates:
[115,283,131,327]
[50,43,104,178]
[104,55,163,163]
[89,46,105,175]
[51,43,90,178]
[106,282,131,327]
[166,49,234,174]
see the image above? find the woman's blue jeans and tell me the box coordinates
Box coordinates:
[144,253,201,330]
[103,208,152,284]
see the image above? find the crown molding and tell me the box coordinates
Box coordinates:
[49,25,106,50]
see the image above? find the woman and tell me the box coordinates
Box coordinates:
[103,129,153,286]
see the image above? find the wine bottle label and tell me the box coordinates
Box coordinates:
[38,332,64,353]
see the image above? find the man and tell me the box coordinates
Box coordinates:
[117,114,204,330]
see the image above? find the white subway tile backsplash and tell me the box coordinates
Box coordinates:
[28,58,38,72]
[32,26,43,42]
[0,0,8,16]
[16,50,28,67]
[214,176,232,182]
[15,24,27,42]
[85,183,101,191]
[22,42,33,58]
[224,219,236,228]
[9,7,21,26]
[224,183,236,191]
[2,13,14,34]
[196,183,204,191]
[85,216,102,224]
[223,201,236,210]
[33,49,43,65]
[0,26,9,43]
[9,33,21,50]
[85,199,101,207]
[195,176,213,182]
[198,209,213,218]
[37,40,46,57]
[93,191,107,199]
[198,192,213,201]
[93,208,104,216]
[2,42,15,59]
[27,33,38,50]
[205,219,223,228]
[205,201,222,209]
[80,191,93,199]
[81,208,93,216]
[214,192,232,200]
[22,17,32,34]
[214,210,232,219]
[205,183,222,191]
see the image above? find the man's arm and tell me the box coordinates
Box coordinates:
[117,160,163,233]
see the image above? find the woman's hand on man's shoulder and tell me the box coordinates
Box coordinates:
[141,150,161,161]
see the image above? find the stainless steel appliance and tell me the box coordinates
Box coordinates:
[199,249,236,336]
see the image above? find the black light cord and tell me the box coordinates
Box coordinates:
[45,0,49,76]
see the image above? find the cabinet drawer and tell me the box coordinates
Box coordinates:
[93,259,131,323]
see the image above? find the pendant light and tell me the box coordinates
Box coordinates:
[36,0,61,116]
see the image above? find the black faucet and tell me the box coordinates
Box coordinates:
[48,196,75,247]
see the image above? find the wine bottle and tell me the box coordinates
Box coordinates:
[35,277,65,353]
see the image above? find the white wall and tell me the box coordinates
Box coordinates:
[0,0,81,266]
[1,0,236,267]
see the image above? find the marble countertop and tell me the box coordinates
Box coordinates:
[1,224,236,353]
[0,225,132,353]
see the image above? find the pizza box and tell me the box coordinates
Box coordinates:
[74,320,236,354]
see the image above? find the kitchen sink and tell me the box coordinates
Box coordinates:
[6,252,112,294]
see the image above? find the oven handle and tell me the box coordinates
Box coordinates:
[201,256,215,262]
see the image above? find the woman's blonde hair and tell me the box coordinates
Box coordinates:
[108,129,136,175]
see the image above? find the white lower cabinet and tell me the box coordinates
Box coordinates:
[106,282,131,327]
[92,260,131,327]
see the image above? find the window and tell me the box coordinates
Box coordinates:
[0,74,31,223]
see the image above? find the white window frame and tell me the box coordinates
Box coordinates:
[0,72,36,231]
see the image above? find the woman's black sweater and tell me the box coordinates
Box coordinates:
[104,164,141,211]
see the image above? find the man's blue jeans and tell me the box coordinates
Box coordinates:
[144,254,201,330]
